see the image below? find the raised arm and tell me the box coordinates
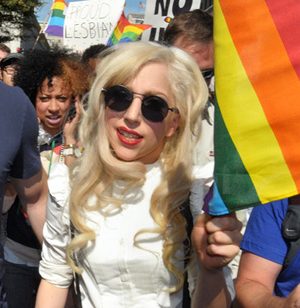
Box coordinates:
[191,213,242,308]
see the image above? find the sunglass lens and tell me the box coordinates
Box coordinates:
[103,86,170,123]
[202,69,214,80]
[104,85,132,111]
[142,97,168,122]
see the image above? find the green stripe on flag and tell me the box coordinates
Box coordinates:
[214,100,260,211]
[120,31,141,41]
[52,9,64,18]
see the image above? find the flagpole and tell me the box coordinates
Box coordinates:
[32,1,53,50]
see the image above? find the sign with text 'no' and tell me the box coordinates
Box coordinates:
[142,0,203,42]
[63,0,125,52]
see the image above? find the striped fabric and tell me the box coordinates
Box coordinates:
[209,0,300,215]
[44,0,67,37]
[107,12,151,46]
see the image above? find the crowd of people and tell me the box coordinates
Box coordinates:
[0,7,299,308]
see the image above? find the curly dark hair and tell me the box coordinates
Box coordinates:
[14,47,89,106]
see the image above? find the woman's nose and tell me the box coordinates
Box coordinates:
[123,97,142,124]
[48,99,59,112]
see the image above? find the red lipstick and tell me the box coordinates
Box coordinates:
[116,127,143,146]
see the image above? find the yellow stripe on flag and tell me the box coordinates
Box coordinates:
[52,2,66,11]
[123,25,144,35]
[114,27,122,40]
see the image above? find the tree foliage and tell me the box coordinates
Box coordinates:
[0,0,43,42]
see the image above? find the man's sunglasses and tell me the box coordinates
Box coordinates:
[201,69,214,80]
[3,67,16,75]
[102,85,179,123]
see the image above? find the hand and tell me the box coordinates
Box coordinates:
[63,96,81,144]
[192,213,242,270]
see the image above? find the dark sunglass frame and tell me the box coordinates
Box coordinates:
[101,85,179,123]
[201,69,214,80]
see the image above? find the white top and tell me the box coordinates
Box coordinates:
[193,103,214,170]
[40,162,233,307]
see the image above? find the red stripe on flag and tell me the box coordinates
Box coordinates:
[117,13,129,33]
[265,0,300,78]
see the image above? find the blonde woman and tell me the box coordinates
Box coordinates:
[36,42,241,308]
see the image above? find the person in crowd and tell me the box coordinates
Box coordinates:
[14,48,89,167]
[163,8,215,249]
[36,41,242,308]
[235,197,300,307]
[0,43,10,62]
[0,53,23,86]
[0,81,48,307]
[81,43,109,87]
[164,9,251,279]
[163,9,214,170]
[81,43,108,73]
[2,48,89,308]
[163,9,213,72]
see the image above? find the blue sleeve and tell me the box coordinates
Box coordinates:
[241,199,288,265]
[10,88,41,179]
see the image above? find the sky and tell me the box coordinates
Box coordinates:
[36,0,146,22]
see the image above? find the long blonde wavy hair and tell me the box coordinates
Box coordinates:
[67,41,208,292]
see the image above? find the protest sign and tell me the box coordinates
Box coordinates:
[142,0,202,42]
[64,0,125,52]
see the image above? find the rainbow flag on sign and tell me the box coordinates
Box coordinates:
[107,12,151,46]
[209,0,300,215]
[44,0,67,37]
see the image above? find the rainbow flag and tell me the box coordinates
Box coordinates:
[107,12,151,46]
[44,0,67,37]
[209,0,300,215]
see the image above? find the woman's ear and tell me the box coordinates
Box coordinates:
[166,113,180,138]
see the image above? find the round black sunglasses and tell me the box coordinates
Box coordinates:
[102,85,179,123]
